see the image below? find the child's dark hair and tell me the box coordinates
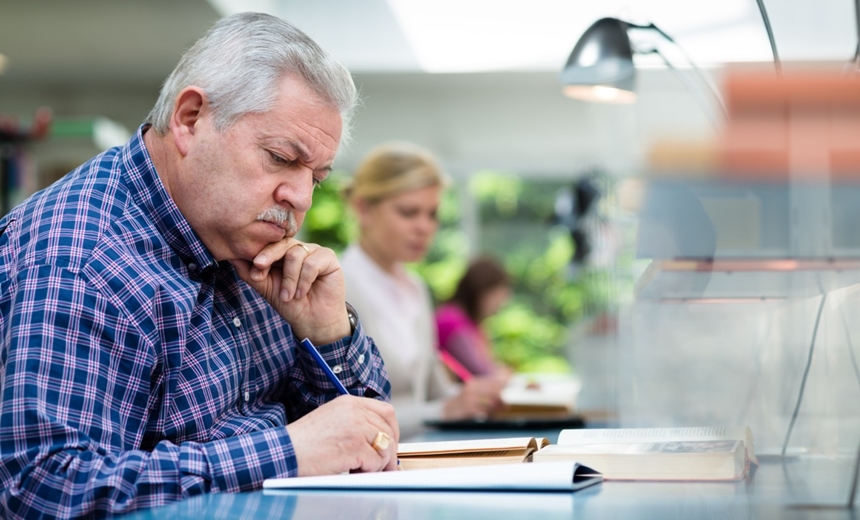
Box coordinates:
[448,256,510,323]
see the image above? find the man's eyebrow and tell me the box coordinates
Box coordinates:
[281,140,312,163]
[269,138,332,171]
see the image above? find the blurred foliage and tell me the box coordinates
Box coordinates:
[469,171,585,374]
[303,169,611,374]
[409,189,468,302]
[301,170,357,254]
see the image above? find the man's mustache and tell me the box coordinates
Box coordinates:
[257,207,297,236]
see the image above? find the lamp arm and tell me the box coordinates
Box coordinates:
[647,49,723,131]
[754,0,782,73]
[630,2,783,73]
[625,22,676,45]
[853,0,860,66]
[627,21,728,121]
[627,22,725,118]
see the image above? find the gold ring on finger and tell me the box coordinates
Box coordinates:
[371,431,391,452]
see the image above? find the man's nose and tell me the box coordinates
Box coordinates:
[274,169,314,213]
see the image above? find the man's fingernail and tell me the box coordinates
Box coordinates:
[255,254,268,265]
[251,269,264,281]
[280,289,291,301]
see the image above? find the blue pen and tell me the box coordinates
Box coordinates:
[302,337,401,467]
[300,338,349,395]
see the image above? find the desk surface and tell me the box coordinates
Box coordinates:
[122,455,860,520]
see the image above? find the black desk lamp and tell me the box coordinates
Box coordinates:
[559,18,637,104]
[560,2,781,110]
[560,17,730,124]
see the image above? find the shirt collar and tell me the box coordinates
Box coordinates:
[120,124,219,274]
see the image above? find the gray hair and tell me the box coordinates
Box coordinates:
[146,12,357,145]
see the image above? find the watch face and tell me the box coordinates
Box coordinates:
[346,302,358,330]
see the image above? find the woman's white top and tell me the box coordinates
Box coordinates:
[340,244,456,438]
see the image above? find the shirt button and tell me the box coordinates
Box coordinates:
[332,365,343,374]
[358,354,365,364]
[232,317,241,328]
[188,262,197,271]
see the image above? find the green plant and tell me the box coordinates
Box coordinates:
[410,189,467,302]
[302,168,613,374]
[301,170,356,253]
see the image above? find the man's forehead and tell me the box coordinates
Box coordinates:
[272,75,342,144]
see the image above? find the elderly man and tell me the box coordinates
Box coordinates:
[0,12,397,518]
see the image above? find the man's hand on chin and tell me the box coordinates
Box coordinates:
[230,238,351,345]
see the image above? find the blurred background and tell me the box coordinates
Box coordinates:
[5,0,860,454]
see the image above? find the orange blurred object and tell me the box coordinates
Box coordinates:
[719,67,860,180]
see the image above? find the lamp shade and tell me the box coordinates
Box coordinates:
[560,18,637,103]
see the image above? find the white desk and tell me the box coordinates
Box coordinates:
[121,455,859,519]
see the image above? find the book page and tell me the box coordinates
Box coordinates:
[559,427,746,444]
[558,427,756,464]
[501,375,581,408]
[398,451,535,471]
[263,461,600,491]
[398,437,543,456]
[550,440,740,455]
[533,440,746,480]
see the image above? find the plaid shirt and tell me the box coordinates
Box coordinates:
[0,126,390,518]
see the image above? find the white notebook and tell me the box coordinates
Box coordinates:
[263,461,602,492]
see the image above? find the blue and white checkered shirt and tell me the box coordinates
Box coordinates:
[0,126,390,518]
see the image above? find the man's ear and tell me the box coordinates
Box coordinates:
[169,86,207,157]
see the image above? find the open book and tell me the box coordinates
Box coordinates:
[532,426,757,481]
[426,375,585,430]
[263,461,602,492]
[495,374,581,419]
[397,437,549,471]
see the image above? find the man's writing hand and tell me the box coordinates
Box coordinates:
[287,395,400,476]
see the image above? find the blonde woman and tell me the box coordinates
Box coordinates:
[341,142,505,437]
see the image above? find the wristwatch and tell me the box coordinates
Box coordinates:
[345,301,359,336]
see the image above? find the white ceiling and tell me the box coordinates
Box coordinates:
[1,0,858,85]
[212,0,860,72]
[1,0,858,177]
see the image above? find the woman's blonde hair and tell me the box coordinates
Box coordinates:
[344,142,449,204]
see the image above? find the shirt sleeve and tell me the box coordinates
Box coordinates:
[279,320,392,422]
[0,266,298,518]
